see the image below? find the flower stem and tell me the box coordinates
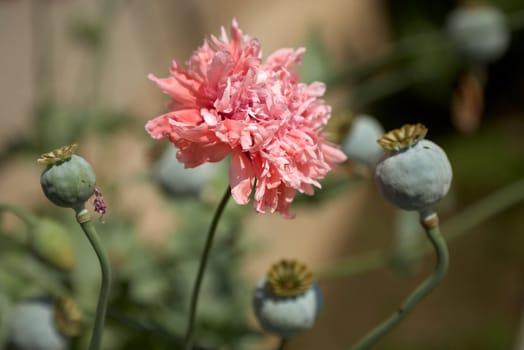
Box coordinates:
[183,187,231,350]
[318,176,524,281]
[0,251,69,298]
[75,207,112,350]
[349,211,449,350]
[277,337,289,350]
[0,203,38,232]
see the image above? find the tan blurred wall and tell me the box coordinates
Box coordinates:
[0,0,389,146]
[0,0,390,233]
[0,1,390,349]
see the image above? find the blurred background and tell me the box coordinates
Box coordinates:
[0,0,523,349]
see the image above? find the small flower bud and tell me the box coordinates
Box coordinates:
[8,298,70,350]
[38,144,96,211]
[375,124,452,211]
[446,5,510,63]
[341,115,385,167]
[31,218,76,272]
[253,260,322,337]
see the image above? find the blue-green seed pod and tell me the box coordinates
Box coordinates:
[375,124,452,211]
[153,146,214,197]
[8,299,69,350]
[446,5,510,63]
[253,260,321,337]
[341,115,385,167]
[38,145,96,210]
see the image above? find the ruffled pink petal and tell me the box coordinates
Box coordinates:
[168,109,203,124]
[254,186,275,214]
[276,185,296,219]
[228,18,242,59]
[214,77,233,114]
[214,119,243,146]
[172,125,216,143]
[145,114,176,140]
[322,140,348,164]
[229,151,254,204]
[176,140,232,168]
[265,48,305,71]
[148,72,199,108]
[298,183,315,195]
[146,19,348,218]
[305,81,326,97]
[206,51,233,91]
[202,108,219,126]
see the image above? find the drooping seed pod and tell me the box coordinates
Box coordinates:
[253,259,322,337]
[38,144,96,211]
[375,124,452,212]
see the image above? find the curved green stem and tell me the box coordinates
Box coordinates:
[0,203,70,299]
[183,187,231,350]
[0,203,39,253]
[443,177,524,241]
[349,211,449,350]
[0,203,38,232]
[318,177,524,281]
[75,208,112,350]
[0,253,69,298]
[277,337,289,350]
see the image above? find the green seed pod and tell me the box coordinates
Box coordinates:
[31,218,76,272]
[38,145,96,211]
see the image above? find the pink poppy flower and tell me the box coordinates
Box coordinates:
[146,19,346,217]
